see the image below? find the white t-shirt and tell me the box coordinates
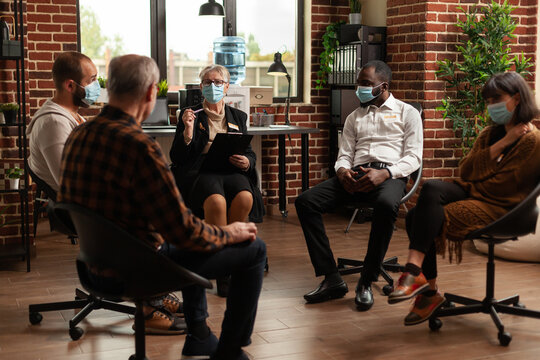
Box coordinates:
[27,99,83,192]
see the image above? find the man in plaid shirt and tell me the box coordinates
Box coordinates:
[59,54,266,360]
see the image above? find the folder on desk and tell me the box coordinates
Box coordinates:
[201,133,253,172]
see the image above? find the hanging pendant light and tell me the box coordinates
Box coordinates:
[199,0,225,16]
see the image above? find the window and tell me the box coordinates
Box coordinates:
[78,0,304,102]
[236,0,299,99]
[165,1,224,91]
[78,0,151,78]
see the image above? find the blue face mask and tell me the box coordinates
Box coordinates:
[202,83,225,104]
[356,83,384,104]
[487,100,514,125]
[77,80,101,106]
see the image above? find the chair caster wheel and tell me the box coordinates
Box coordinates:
[429,317,442,331]
[382,285,393,296]
[29,312,43,325]
[498,331,512,346]
[444,300,455,308]
[514,302,526,309]
[69,326,84,340]
[129,355,149,360]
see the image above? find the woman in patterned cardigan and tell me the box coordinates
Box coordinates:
[387,72,540,326]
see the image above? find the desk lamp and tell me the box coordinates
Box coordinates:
[267,52,291,126]
[199,0,225,16]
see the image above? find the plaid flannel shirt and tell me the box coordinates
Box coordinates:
[59,105,232,251]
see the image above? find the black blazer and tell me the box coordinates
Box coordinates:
[170,104,264,222]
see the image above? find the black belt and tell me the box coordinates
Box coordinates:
[357,162,390,169]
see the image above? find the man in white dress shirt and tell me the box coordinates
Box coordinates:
[295,60,423,311]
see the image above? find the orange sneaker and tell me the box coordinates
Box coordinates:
[387,272,429,304]
[404,291,446,326]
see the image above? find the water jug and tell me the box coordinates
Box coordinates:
[213,36,246,84]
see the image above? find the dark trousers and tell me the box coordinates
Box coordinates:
[406,180,467,280]
[295,175,406,284]
[159,238,266,349]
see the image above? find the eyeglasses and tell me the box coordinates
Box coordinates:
[201,79,228,87]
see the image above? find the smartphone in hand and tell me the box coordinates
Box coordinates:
[353,169,366,180]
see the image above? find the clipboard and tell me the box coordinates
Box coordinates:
[200,132,253,172]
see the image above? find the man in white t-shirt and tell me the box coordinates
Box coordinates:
[28,52,186,336]
[28,51,100,193]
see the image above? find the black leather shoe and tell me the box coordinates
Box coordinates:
[355,284,374,311]
[304,280,348,304]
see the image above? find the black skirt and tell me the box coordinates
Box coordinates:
[188,171,252,214]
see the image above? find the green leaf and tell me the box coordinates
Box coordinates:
[436,0,530,152]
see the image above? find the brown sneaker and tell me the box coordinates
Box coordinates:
[404,291,446,326]
[135,308,187,335]
[163,293,183,316]
[387,272,429,304]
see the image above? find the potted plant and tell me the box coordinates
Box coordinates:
[436,1,532,152]
[5,166,23,190]
[96,76,108,104]
[147,79,170,124]
[157,79,168,98]
[0,103,19,124]
[315,20,345,89]
[349,0,362,24]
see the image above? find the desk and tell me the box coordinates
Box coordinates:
[247,126,320,217]
[143,125,320,217]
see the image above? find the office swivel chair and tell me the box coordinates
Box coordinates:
[35,203,212,360]
[428,181,540,346]
[337,162,422,294]
[28,167,77,245]
[28,202,136,341]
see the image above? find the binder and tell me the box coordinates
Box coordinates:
[200,133,253,172]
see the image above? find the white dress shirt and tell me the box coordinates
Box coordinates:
[334,94,423,179]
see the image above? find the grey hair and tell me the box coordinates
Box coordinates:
[199,64,230,83]
[107,55,160,100]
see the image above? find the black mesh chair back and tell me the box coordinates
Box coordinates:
[54,202,211,359]
[466,180,540,242]
[55,202,212,300]
[27,167,77,242]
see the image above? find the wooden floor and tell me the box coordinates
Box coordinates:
[2,213,540,359]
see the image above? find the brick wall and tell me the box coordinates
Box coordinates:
[1,0,78,246]
[386,0,538,206]
[387,0,538,171]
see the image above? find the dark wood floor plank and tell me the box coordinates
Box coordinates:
[1,214,540,359]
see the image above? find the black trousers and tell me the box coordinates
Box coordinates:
[406,180,467,280]
[295,175,406,284]
[159,238,266,350]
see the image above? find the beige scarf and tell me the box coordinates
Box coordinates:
[202,101,227,154]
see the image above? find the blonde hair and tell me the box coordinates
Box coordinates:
[199,64,230,83]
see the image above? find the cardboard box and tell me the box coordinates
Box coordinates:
[249,86,273,105]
